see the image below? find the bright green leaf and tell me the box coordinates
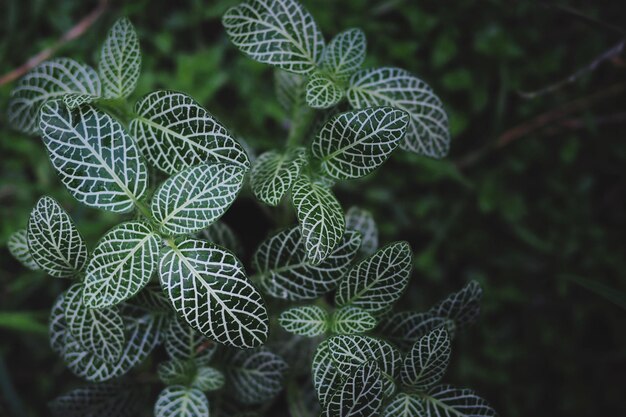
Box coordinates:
[278,305,329,337]
[305,73,343,109]
[331,306,376,335]
[99,18,141,99]
[321,28,366,82]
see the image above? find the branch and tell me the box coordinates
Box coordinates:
[0,0,110,86]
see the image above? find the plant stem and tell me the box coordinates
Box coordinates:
[285,100,315,148]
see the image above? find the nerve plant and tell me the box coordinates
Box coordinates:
[6,0,497,416]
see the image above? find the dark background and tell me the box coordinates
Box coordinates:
[1,0,625,416]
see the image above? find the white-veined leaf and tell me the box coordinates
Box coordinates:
[225,347,288,405]
[321,28,366,82]
[8,58,101,134]
[158,359,197,386]
[130,91,249,174]
[347,67,450,158]
[8,229,40,271]
[64,283,125,363]
[250,147,307,206]
[99,18,141,99]
[49,382,140,417]
[39,101,148,212]
[378,311,451,351]
[151,163,245,235]
[312,107,408,180]
[305,72,343,109]
[291,176,345,265]
[335,241,412,315]
[345,206,378,256]
[312,339,342,408]
[62,93,98,109]
[253,227,361,300]
[159,239,269,348]
[223,0,324,74]
[27,196,88,278]
[194,367,225,392]
[323,362,383,417]
[275,69,306,112]
[401,328,450,390]
[155,386,209,417]
[382,392,424,417]
[421,385,497,417]
[164,316,218,366]
[198,221,243,254]
[278,305,329,337]
[83,221,160,308]
[429,280,483,329]
[50,292,67,356]
[331,306,376,335]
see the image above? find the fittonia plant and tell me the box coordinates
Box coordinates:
[6,1,496,416]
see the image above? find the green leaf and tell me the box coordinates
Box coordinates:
[312,107,408,180]
[382,392,424,417]
[331,306,376,335]
[429,281,482,329]
[193,367,225,392]
[130,91,249,174]
[335,241,413,315]
[347,67,450,158]
[151,163,245,235]
[64,283,125,364]
[62,93,98,110]
[275,70,306,112]
[250,147,307,206]
[321,28,366,82]
[305,72,343,109]
[198,221,243,254]
[421,385,497,417]
[225,347,288,405]
[158,359,197,386]
[401,328,450,390]
[312,339,342,408]
[8,229,40,271]
[345,206,378,256]
[223,0,324,74]
[159,238,269,348]
[27,196,88,278]
[154,386,209,417]
[323,362,384,417]
[164,316,218,366]
[278,305,329,337]
[291,176,345,265]
[39,101,148,212]
[49,382,140,417]
[253,227,361,300]
[99,18,141,99]
[8,58,101,134]
[378,312,451,351]
[83,222,160,308]
[50,292,67,356]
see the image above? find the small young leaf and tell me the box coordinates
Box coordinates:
[83,222,160,308]
[250,147,307,206]
[401,328,451,390]
[159,239,269,348]
[312,107,408,180]
[278,305,329,337]
[331,306,376,335]
[323,362,384,417]
[429,280,483,329]
[8,229,40,271]
[421,385,497,417]
[378,311,451,351]
[223,0,324,74]
[345,206,378,256]
[382,392,424,417]
[275,70,306,112]
[39,101,148,212]
[253,227,361,300]
[193,367,225,392]
[8,58,101,134]
[62,93,98,110]
[335,241,413,315]
[49,382,140,417]
[312,340,342,408]
[99,18,141,99]
[130,91,249,174]
[225,347,288,405]
[27,196,88,278]
[154,386,209,417]
[305,73,343,109]
[164,316,217,366]
[291,176,345,265]
[151,163,245,235]
[347,67,450,158]
[64,283,125,364]
[321,28,366,82]
[158,359,197,386]
[198,221,243,254]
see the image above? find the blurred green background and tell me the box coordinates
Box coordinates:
[1,0,624,416]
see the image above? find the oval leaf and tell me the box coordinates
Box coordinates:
[99,18,141,99]
[193,367,225,392]
[154,386,209,417]
[331,306,376,335]
[323,362,384,417]
[345,206,378,256]
[278,305,329,337]
[401,328,451,390]
[250,147,307,206]
[305,73,343,109]
[378,311,451,351]
[8,229,40,271]
[312,339,342,408]
[382,392,424,417]
[429,280,483,329]
[321,28,367,82]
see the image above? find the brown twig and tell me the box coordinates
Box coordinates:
[0,0,110,86]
